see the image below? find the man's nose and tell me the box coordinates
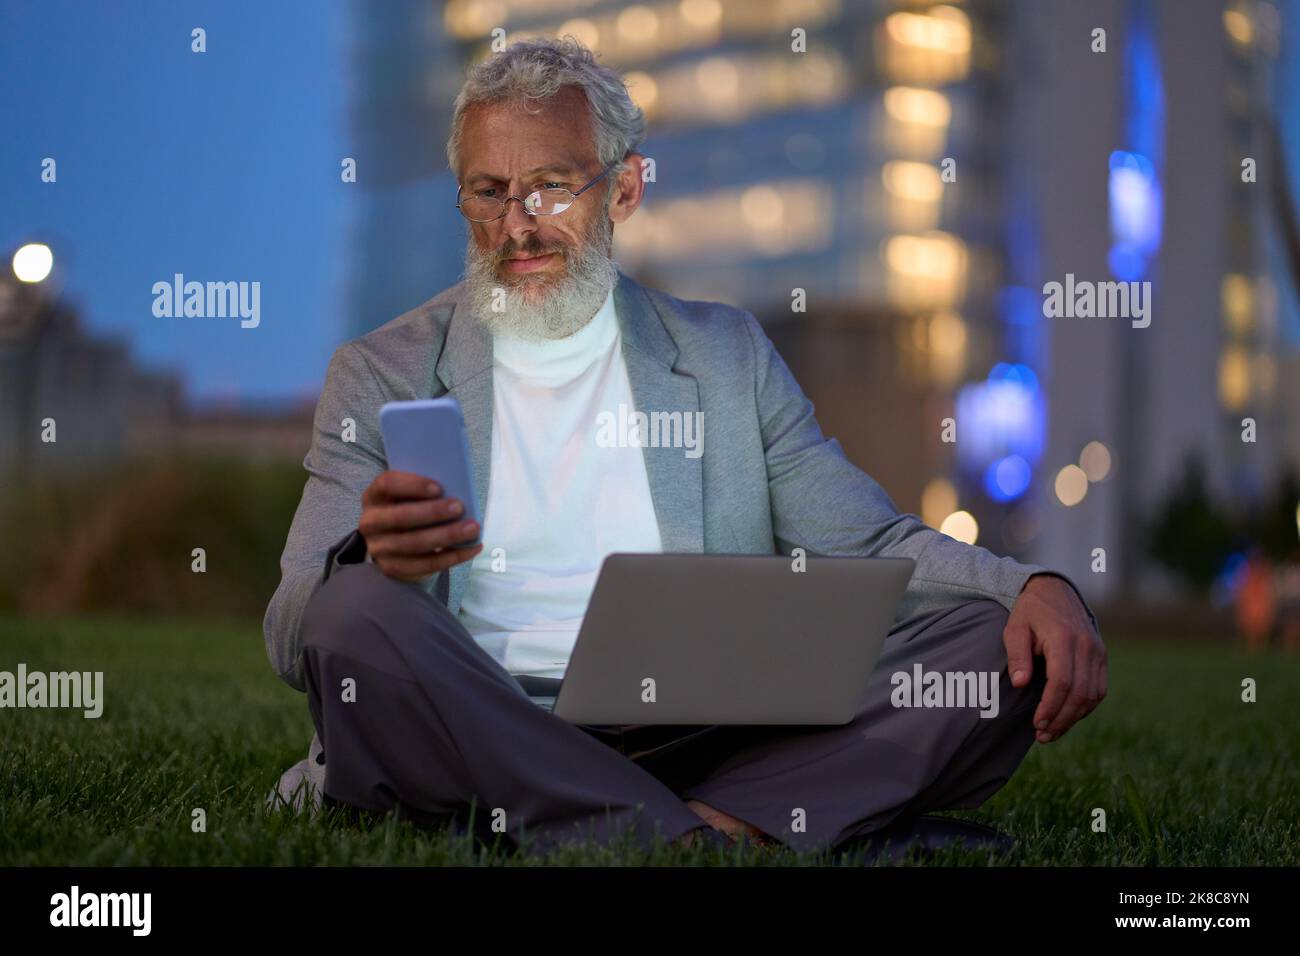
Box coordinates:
[501,193,538,245]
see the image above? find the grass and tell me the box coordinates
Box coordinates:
[1,614,1298,866]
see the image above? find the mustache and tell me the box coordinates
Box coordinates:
[493,239,566,263]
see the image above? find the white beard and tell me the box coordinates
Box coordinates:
[461,213,619,341]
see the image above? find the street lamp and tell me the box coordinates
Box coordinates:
[12,243,53,283]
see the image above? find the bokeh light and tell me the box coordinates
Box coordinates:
[1079,441,1112,482]
[1054,465,1089,507]
[940,509,979,544]
[12,243,54,283]
[985,454,1032,502]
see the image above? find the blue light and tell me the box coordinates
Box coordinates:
[955,370,1046,474]
[988,362,1040,391]
[1108,242,1146,282]
[1108,151,1162,254]
[1109,0,1164,283]
[984,455,1032,502]
[999,285,1039,326]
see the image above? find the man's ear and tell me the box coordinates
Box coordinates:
[607,152,646,225]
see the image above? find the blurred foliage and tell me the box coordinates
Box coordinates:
[1148,455,1300,594]
[0,456,307,620]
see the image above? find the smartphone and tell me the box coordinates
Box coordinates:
[378,397,481,546]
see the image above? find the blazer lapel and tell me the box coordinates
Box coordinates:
[434,296,493,615]
[614,272,704,554]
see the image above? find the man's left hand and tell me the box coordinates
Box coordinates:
[1002,574,1107,744]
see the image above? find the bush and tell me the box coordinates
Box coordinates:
[0,455,308,620]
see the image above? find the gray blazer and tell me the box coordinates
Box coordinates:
[264,269,1094,694]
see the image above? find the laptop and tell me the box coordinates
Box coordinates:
[513,553,914,726]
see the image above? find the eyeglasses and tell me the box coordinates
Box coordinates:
[455,168,611,223]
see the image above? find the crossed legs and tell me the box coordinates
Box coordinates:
[301,561,1045,854]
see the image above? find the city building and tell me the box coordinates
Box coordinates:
[347,0,1300,605]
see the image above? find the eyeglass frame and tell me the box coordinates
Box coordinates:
[454,167,613,223]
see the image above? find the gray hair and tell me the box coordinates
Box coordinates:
[445,36,646,182]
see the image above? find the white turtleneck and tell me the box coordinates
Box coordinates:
[456,285,663,678]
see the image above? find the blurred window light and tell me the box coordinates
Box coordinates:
[882,160,943,202]
[1217,346,1251,411]
[1108,150,1162,281]
[728,0,838,31]
[884,232,963,279]
[740,185,785,231]
[879,6,971,85]
[882,231,967,310]
[1220,273,1254,334]
[882,86,951,157]
[1223,3,1253,48]
[953,363,1046,476]
[613,179,832,265]
[445,0,509,38]
[1054,465,1089,507]
[12,243,54,283]
[1078,441,1112,482]
[493,0,838,66]
[921,477,958,528]
[885,8,970,53]
[631,51,845,125]
[557,18,600,49]
[883,86,951,127]
[617,5,660,43]
[679,0,723,31]
[696,56,740,104]
[939,509,979,545]
[881,159,944,231]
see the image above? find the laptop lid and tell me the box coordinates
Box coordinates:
[553,553,914,726]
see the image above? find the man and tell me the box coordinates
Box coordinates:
[265,37,1106,856]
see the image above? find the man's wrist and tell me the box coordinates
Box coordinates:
[1022,571,1101,633]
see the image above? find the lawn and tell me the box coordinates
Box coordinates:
[1,614,1297,866]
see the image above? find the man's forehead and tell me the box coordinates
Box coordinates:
[458,91,597,179]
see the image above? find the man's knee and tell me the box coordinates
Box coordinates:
[302,562,449,673]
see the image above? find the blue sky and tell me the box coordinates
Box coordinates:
[0,0,350,404]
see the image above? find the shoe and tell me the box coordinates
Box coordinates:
[833,815,1015,864]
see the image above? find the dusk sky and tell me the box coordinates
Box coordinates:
[3,1,1299,404]
[1,0,351,405]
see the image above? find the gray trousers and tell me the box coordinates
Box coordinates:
[301,561,1046,854]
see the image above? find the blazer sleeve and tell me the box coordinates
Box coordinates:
[743,314,1099,631]
[263,343,389,691]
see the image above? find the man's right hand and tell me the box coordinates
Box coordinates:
[358,471,483,581]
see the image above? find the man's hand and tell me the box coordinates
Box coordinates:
[358,471,483,582]
[1003,574,1106,744]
